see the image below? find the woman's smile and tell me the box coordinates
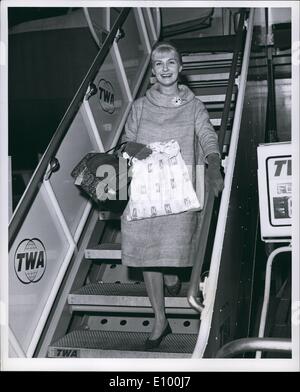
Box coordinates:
[161,73,172,77]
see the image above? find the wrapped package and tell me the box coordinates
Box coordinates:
[126,139,201,221]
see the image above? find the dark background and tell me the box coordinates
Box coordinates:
[9,7,98,172]
[8,7,72,28]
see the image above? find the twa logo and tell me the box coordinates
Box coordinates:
[55,349,78,357]
[98,79,115,114]
[14,238,47,284]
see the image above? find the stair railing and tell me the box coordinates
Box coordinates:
[216,337,292,358]
[192,8,255,358]
[264,8,279,142]
[255,244,292,358]
[9,8,131,249]
[187,9,247,313]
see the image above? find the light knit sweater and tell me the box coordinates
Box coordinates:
[121,83,220,267]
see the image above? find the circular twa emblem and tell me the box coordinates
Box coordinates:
[14,238,47,284]
[98,79,115,114]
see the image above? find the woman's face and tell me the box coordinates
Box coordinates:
[152,50,182,88]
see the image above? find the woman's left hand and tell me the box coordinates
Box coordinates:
[206,153,224,197]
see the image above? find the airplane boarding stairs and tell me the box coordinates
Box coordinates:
[8,8,258,359]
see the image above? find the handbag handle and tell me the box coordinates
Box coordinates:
[105,141,128,154]
[106,98,145,156]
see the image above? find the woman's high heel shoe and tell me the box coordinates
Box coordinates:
[145,322,172,350]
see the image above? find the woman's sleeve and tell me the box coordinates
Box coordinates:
[121,102,139,143]
[194,98,220,161]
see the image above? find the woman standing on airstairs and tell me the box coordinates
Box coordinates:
[121,41,224,350]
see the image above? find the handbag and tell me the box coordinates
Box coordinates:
[71,99,146,211]
[71,142,131,211]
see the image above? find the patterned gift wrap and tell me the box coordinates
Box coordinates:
[126,140,201,221]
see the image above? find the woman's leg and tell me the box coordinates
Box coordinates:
[143,269,168,340]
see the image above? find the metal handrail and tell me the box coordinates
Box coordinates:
[187,9,247,313]
[218,9,246,151]
[216,337,292,358]
[9,8,131,249]
[256,245,292,358]
[192,8,255,358]
[264,8,278,142]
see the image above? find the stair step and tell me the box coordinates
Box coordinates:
[85,243,121,260]
[187,80,230,88]
[197,94,235,103]
[209,111,234,128]
[191,84,238,97]
[171,34,241,54]
[185,72,230,82]
[183,52,234,63]
[48,330,197,358]
[183,62,236,72]
[211,118,221,126]
[210,119,234,128]
[68,282,192,309]
[183,64,234,75]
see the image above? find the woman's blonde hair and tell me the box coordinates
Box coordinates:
[151,41,182,66]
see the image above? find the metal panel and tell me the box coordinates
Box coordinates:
[48,329,197,355]
[86,48,130,151]
[9,185,70,355]
[117,9,150,95]
[49,347,190,358]
[49,110,96,237]
[35,211,99,358]
[70,305,197,315]
[86,315,200,334]
[8,8,157,359]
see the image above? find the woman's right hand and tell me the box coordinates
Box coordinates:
[123,142,152,160]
